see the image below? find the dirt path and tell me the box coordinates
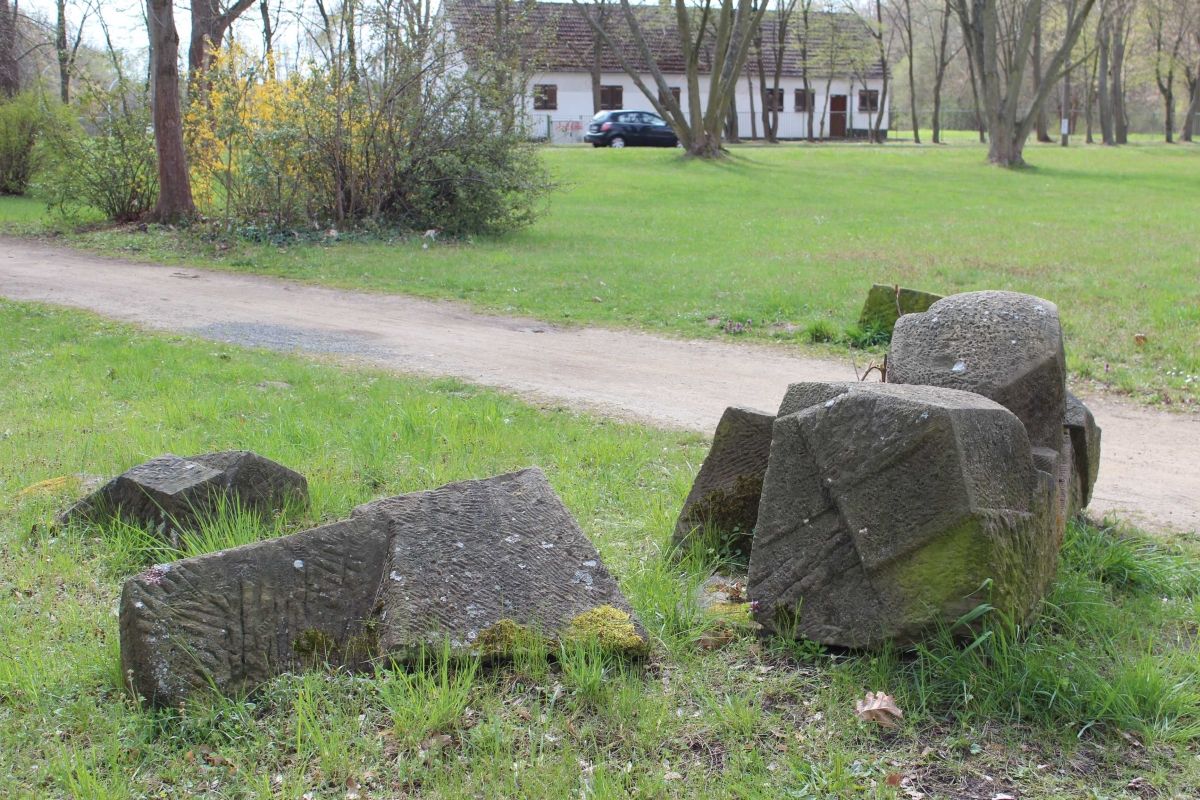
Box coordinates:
[2,238,1195,534]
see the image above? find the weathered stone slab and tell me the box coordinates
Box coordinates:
[1065,392,1101,513]
[887,291,1067,453]
[120,468,644,705]
[357,468,646,659]
[61,451,308,539]
[188,450,308,515]
[748,382,1057,649]
[120,516,388,706]
[858,283,944,334]
[672,406,774,557]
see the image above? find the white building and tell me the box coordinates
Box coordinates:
[446,0,890,143]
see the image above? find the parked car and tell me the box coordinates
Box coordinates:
[585,110,679,148]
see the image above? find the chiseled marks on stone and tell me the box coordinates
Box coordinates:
[355,468,644,657]
[120,516,387,706]
[749,382,1056,649]
[888,290,1067,453]
[672,406,775,556]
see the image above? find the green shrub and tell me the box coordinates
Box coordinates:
[0,93,46,196]
[804,319,838,343]
[39,85,158,222]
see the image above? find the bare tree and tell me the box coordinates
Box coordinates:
[0,0,18,97]
[892,0,921,141]
[147,0,196,222]
[795,0,817,140]
[1032,14,1051,140]
[580,0,610,113]
[951,0,1098,166]
[925,0,960,142]
[1146,0,1189,142]
[55,0,89,103]
[1183,30,1199,141]
[756,0,797,142]
[576,0,769,157]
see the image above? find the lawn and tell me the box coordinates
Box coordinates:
[5,139,1196,406]
[3,300,1200,798]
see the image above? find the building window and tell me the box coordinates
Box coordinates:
[533,84,557,111]
[794,88,814,112]
[659,86,681,106]
[762,87,784,112]
[858,89,879,113]
[600,85,623,110]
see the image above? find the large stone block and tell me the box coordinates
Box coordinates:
[357,468,645,659]
[62,451,308,540]
[748,382,1057,649]
[858,283,944,334]
[888,291,1067,453]
[1064,392,1101,512]
[672,406,774,557]
[121,516,388,706]
[120,468,644,705]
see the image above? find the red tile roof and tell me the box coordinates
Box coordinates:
[445,0,887,80]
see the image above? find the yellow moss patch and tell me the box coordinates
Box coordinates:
[474,619,540,656]
[706,601,753,623]
[566,605,648,655]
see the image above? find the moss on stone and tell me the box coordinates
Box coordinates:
[565,605,648,655]
[473,619,540,656]
[293,629,338,661]
[706,601,753,624]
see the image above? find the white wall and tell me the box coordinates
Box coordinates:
[523,70,891,141]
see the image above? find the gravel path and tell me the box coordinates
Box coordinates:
[2,238,1195,534]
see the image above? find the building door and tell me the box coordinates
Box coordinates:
[829,95,847,138]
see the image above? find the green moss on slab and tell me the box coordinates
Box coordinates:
[565,605,649,655]
[473,619,541,657]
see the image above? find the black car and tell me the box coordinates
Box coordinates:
[585,110,679,148]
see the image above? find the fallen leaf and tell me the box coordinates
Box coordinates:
[885,772,903,786]
[1134,333,1148,346]
[854,691,903,728]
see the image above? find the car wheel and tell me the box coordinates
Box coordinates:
[610,136,626,148]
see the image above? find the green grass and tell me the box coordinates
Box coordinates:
[3,300,1200,797]
[6,139,1196,405]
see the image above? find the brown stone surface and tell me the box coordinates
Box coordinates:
[748,382,1057,649]
[888,291,1067,453]
[120,468,644,704]
[62,451,308,540]
[672,406,774,557]
[358,468,645,659]
[120,516,388,706]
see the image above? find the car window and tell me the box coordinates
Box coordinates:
[646,113,666,126]
[591,111,609,121]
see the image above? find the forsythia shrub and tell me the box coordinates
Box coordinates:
[186,44,552,237]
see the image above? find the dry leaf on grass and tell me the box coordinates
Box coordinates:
[854,691,903,728]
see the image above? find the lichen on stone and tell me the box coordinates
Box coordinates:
[566,605,648,655]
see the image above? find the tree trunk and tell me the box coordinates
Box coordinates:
[148,0,197,223]
[1098,22,1113,144]
[1033,16,1051,142]
[1084,43,1096,143]
[189,0,256,91]
[260,0,273,58]
[1182,69,1199,141]
[1162,86,1175,142]
[0,0,18,98]
[906,2,920,143]
[931,0,951,143]
[1111,30,1127,143]
[56,0,70,103]
[966,50,986,143]
[589,7,603,113]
